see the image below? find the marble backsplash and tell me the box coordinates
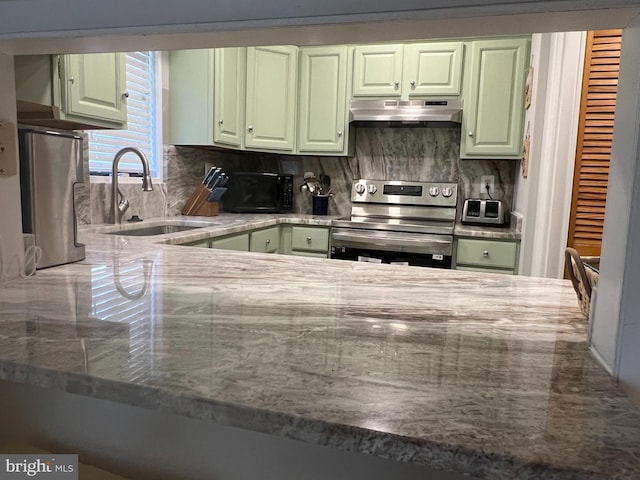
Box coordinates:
[79,127,518,223]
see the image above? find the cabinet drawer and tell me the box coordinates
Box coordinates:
[291,226,329,252]
[456,238,518,270]
[291,251,328,259]
[210,233,249,251]
[250,226,280,253]
[455,265,515,275]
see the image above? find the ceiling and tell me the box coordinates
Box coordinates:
[0,0,638,54]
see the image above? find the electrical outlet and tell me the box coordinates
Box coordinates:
[480,175,495,196]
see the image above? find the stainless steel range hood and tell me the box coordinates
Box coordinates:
[349,98,463,127]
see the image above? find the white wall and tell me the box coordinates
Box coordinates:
[0,53,24,283]
[591,15,640,387]
[515,32,585,279]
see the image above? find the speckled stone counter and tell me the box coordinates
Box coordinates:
[1,214,639,480]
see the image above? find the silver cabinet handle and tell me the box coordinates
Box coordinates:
[483,250,489,257]
[248,126,253,132]
[394,80,399,88]
[306,236,312,243]
[337,131,343,137]
[123,91,130,98]
[266,239,271,245]
[468,131,474,137]
[410,80,416,87]
[68,76,75,84]
[218,119,224,125]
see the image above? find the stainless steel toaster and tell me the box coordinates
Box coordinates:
[461,199,507,225]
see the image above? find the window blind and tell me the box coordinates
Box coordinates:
[88,51,159,177]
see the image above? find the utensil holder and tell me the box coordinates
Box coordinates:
[312,195,329,215]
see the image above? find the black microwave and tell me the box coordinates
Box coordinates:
[221,172,293,213]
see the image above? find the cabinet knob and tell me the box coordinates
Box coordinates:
[394,80,399,88]
[266,239,271,245]
[306,236,312,243]
[248,126,253,132]
[68,76,75,84]
[468,131,474,137]
[218,119,224,125]
[123,91,130,98]
[483,250,489,257]
[337,131,343,137]
[410,80,416,87]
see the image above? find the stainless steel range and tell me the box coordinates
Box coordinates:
[331,179,458,268]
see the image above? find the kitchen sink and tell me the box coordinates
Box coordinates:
[107,225,203,236]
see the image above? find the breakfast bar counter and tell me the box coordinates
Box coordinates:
[0,216,639,479]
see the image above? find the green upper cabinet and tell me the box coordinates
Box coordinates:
[168,49,214,145]
[460,37,530,158]
[62,53,127,125]
[352,42,464,99]
[245,45,298,152]
[352,44,404,97]
[15,53,127,129]
[214,47,246,148]
[298,46,349,154]
[403,42,464,96]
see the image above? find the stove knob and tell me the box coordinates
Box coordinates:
[428,186,440,197]
[355,183,366,195]
[441,187,453,198]
[368,184,378,194]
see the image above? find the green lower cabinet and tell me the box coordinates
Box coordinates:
[454,238,519,275]
[182,238,212,248]
[292,251,328,259]
[280,225,330,258]
[210,233,250,251]
[250,226,280,253]
[455,265,515,275]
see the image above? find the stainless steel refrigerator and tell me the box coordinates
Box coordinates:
[19,128,85,269]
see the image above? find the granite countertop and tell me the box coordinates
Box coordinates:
[454,211,523,240]
[1,214,639,479]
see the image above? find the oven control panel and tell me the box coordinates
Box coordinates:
[351,179,458,207]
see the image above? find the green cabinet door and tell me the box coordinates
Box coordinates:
[290,226,329,253]
[210,233,250,251]
[250,226,280,253]
[352,44,403,97]
[214,47,246,148]
[460,38,530,158]
[62,53,127,125]
[403,42,464,96]
[168,49,214,145]
[455,238,519,272]
[245,46,298,151]
[298,46,348,153]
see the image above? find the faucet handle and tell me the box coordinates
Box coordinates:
[117,188,130,215]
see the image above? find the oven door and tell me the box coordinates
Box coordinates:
[330,228,453,268]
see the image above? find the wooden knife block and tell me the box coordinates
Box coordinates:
[181,184,219,216]
[189,201,219,216]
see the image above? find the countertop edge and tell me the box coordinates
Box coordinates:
[0,362,607,480]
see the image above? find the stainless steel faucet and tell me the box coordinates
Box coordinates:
[109,147,154,224]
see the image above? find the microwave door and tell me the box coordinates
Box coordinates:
[224,174,280,212]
